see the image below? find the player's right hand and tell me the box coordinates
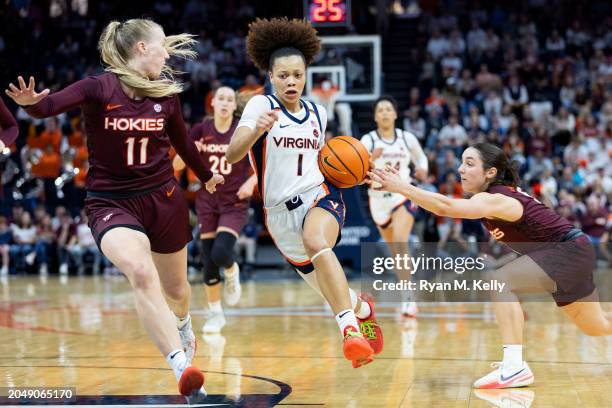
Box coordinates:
[5,76,50,106]
[205,173,225,194]
[256,110,279,134]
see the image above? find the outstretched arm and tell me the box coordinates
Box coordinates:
[368,168,523,221]
[6,76,100,118]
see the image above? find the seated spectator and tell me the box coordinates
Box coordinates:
[403,106,426,141]
[563,135,589,168]
[426,27,449,61]
[0,216,11,276]
[69,210,109,275]
[577,196,611,265]
[438,114,468,155]
[56,211,75,275]
[503,75,529,118]
[10,211,47,275]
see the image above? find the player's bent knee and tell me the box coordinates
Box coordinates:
[165,283,189,302]
[122,260,153,289]
[303,235,328,258]
[211,245,233,268]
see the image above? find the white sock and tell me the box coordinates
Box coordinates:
[209,301,222,314]
[502,345,523,371]
[176,313,190,329]
[166,349,188,380]
[335,309,360,336]
[349,289,371,319]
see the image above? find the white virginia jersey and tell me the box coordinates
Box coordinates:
[360,128,428,197]
[238,94,327,208]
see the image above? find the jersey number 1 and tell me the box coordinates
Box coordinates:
[297,153,303,176]
[125,137,149,166]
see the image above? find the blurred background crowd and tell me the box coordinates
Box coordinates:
[0,0,609,276]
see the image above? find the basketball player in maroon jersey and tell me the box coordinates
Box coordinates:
[6,19,224,400]
[369,142,611,389]
[0,97,18,196]
[174,86,256,333]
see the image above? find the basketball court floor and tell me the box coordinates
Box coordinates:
[0,273,611,407]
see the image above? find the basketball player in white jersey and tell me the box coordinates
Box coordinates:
[226,18,383,368]
[361,96,428,318]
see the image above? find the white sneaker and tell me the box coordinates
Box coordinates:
[39,263,48,276]
[401,301,418,318]
[177,315,197,365]
[223,264,241,306]
[25,252,36,266]
[59,263,68,275]
[474,389,535,407]
[473,362,534,389]
[202,311,226,333]
[0,266,8,276]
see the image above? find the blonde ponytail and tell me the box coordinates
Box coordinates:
[98,19,197,98]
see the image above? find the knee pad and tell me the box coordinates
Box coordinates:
[211,232,237,269]
[201,238,221,286]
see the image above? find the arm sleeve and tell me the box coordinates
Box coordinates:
[404,131,428,171]
[167,96,212,183]
[0,98,18,146]
[237,95,271,130]
[24,76,102,119]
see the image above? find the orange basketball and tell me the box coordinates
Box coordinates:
[318,136,370,188]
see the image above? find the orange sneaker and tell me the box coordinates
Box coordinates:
[357,293,384,354]
[343,326,374,368]
[178,366,205,396]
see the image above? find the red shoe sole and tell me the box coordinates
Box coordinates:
[343,337,374,369]
[178,366,205,396]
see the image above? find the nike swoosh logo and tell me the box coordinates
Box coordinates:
[322,156,347,174]
[169,351,181,359]
[279,124,291,128]
[105,103,123,111]
[166,186,176,197]
[338,310,350,318]
[500,367,525,382]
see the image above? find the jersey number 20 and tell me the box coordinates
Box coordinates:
[209,155,232,175]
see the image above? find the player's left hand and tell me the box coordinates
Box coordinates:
[367,166,405,193]
[5,76,50,106]
[205,173,224,194]
[236,179,256,200]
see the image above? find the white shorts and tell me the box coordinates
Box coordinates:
[265,183,345,273]
[368,192,416,228]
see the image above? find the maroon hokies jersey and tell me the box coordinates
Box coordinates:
[0,97,18,146]
[190,118,251,194]
[482,184,574,253]
[25,73,212,192]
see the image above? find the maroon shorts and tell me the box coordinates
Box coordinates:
[195,189,249,236]
[85,178,192,254]
[527,233,596,306]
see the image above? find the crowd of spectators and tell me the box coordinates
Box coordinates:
[397,1,610,264]
[0,1,609,275]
